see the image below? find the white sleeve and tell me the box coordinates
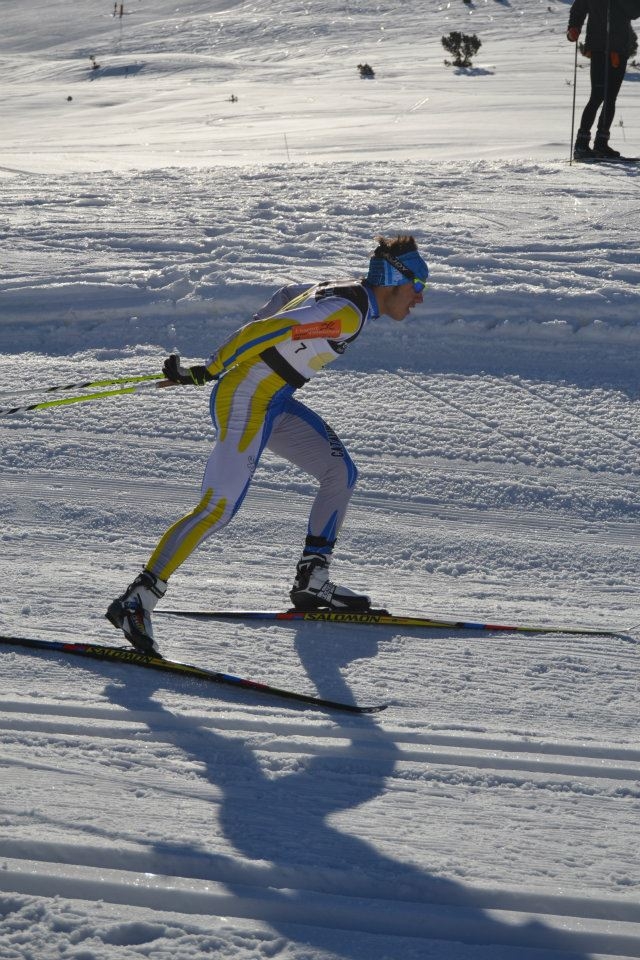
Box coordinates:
[252,284,312,321]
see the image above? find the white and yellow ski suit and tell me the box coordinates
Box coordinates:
[146,280,375,583]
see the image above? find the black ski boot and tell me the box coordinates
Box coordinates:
[593,137,621,159]
[573,130,593,161]
[290,554,371,611]
[106,570,167,656]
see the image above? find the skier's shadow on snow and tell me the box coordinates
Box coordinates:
[106,626,593,960]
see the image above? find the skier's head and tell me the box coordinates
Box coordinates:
[366,235,428,322]
[366,235,429,290]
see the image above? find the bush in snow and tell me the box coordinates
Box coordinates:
[442,31,482,68]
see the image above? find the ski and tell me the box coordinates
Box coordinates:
[160,608,626,638]
[0,635,386,714]
[572,156,640,165]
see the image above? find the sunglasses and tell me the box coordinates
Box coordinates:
[380,251,428,294]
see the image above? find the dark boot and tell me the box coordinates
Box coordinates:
[289,553,371,611]
[593,136,621,159]
[106,569,167,656]
[573,130,593,160]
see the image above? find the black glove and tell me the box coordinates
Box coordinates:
[162,354,216,386]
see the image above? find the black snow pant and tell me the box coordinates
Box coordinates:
[579,52,628,141]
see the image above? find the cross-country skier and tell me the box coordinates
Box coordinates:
[106,235,429,655]
[567,0,640,160]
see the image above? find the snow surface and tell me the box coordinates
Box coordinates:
[1,0,640,957]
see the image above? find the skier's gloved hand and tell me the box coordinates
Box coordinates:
[567,27,580,42]
[162,354,216,386]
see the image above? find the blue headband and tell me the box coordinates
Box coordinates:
[366,250,429,287]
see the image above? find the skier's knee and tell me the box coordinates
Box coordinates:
[345,453,358,489]
[324,450,357,493]
[196,487,232,534]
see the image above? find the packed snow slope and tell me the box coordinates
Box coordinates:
[1,1,640,959]
[2,0,640,173]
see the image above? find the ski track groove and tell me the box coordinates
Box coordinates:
[1,701,639,794]
[2,727,639,784]
[1,697,639,757]
[1,698,639,763]
[1,856,640,956]
[0,856,631,951]
[2,468,639,550]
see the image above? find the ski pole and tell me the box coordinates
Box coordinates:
[601,0,612,144]
[570,38,579,163]
[0,378,176,417]
[0,372,164,400]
